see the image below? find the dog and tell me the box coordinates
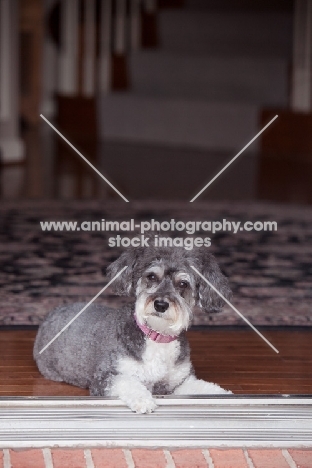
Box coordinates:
[33,243,232,413]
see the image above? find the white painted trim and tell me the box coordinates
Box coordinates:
[83,0,96,96]
[1,396,312,448]
[0,0,11,120]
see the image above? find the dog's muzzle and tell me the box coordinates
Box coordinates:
[154,299,169,313]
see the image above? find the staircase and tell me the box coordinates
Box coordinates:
[99,1,293,200]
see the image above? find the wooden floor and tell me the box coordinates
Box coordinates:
[1,328,312,396]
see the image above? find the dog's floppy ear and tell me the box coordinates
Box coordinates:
[106,247,142,296]
[192,249,232,313]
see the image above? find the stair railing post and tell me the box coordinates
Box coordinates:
[0,0,11,121]
[112,0,129,89]
[98,0,112,94]
[114,0,127,56]
[141,0,158,48]
[130,0,142,51]
[83,0,96,97]
[58,0,79,95]
[144,0,157,13]
[0,0,24,162]
[291,0,312,112]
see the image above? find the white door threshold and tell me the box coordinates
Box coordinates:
[0,395,312,449]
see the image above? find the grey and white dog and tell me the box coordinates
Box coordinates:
[34,244,232,413]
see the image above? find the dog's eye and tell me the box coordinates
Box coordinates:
[147,273,157,282]
[178,281,188,289]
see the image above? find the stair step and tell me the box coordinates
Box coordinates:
[160,10,292,57]
[99,94,261,151]
[130,52,289,106]
[100,140,258,200]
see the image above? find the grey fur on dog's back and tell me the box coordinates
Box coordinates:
[34,303,144,389]
[33,301,189,391]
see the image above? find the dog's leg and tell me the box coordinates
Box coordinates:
[90,373,157,414]
[173,374,232,395]
[111,375,158,413]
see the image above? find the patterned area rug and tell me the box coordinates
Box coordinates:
[0,200,312,326]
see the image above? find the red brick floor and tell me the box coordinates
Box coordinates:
[1,448,312,468]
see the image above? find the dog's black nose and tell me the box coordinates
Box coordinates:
[154,300,169,313]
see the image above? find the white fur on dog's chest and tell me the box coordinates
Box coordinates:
[117,339,190,390]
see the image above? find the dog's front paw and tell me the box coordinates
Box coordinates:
[128,396,157,414]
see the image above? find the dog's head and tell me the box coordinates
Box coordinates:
[107,243,231,336]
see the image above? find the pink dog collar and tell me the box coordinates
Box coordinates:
[134,314,178,343]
